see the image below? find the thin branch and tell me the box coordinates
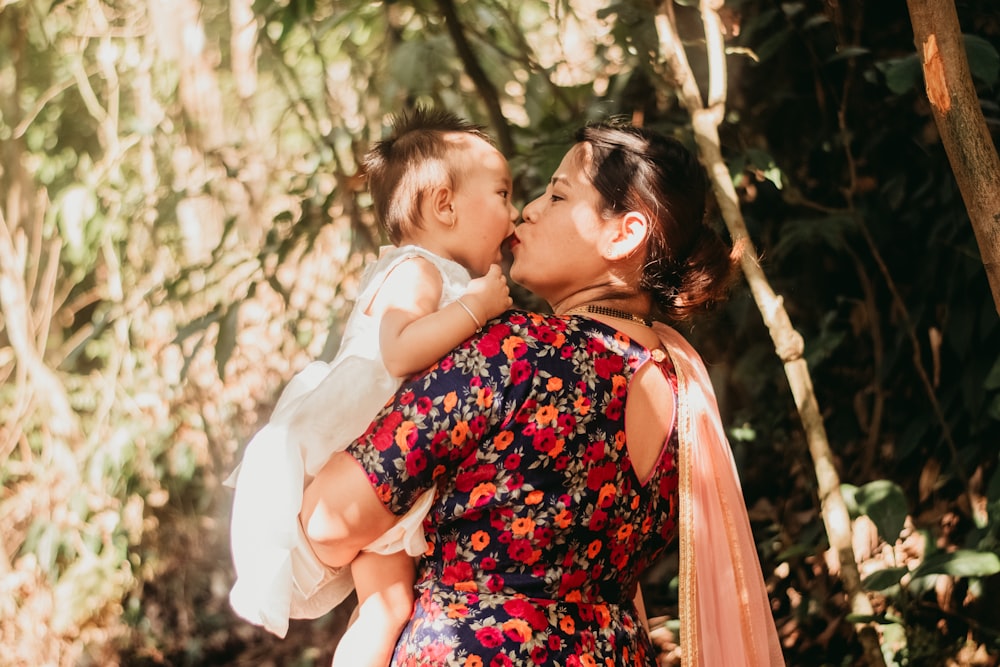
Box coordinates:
[656,2,887,664]
[435,0,514,156]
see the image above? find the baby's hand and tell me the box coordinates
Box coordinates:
[461,264,512,324]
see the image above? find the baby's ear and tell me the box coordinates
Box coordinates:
[427,185,457,228]
[606,211,649,259]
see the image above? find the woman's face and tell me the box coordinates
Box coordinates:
[509,144,613,306]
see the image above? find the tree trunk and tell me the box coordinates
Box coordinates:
[906,0,1000,316]
[655,2,887,665]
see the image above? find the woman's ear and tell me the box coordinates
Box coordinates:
[606,211,649,260]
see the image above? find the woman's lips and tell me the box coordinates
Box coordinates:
[506,232,521,250]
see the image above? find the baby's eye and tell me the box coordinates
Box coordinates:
[499,190,510,200]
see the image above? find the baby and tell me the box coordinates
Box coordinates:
[227,108,517,666]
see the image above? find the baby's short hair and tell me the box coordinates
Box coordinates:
[363,108,491,244]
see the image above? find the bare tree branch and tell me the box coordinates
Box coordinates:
[655,2,887,664]
[436,0,515,156]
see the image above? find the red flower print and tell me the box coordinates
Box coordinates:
[586,461,616,491]
[441,561,474,586]
[371,412,403,451]
[594,354,623,379]
[588,509,608,531]
[504,453,521,470]
[558,570,588,597]
[440,357,454,371]
[477,334,501,357]
[507,538,534,562]
[531,646,549,664]
[421,641,453,663]
[475,626,504,648]
[405,449,427,476]
[487,573,505,592]
[489,654,513,667]
[510,359,532,384]
[399,389,415,405]
[416,396,433,414]
[604,396,623,420]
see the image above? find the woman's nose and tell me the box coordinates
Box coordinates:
[520,198,537,224]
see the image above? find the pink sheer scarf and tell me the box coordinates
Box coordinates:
[653,323,785,666]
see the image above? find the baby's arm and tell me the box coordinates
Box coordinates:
[378,258,511,377]
[331,551,414,667]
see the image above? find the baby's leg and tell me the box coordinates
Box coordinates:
[331,550,415,667]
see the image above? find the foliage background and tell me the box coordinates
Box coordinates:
[1,0,999,665]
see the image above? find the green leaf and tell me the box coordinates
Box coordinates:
[861,566,907,592]
[985,355,1000,390]
[854,480,908,544]
[964,34,1000,86]
[215,303,241,380]
[876,54,922,94]
[911,549,1000,580]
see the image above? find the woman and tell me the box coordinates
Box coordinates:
[300,121,784,666]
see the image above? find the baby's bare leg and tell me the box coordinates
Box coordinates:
[331,550,415,667]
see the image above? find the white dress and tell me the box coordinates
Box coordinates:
[226,245,472,638]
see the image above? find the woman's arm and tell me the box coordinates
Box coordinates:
[377,259,509,377]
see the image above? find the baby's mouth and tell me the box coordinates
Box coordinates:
[505,232,521,250]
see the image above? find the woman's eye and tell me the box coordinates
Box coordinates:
[550,194,563,202]
[499,190,509,200]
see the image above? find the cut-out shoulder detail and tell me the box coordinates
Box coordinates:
[624,350,677,486]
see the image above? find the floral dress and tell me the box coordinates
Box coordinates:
[346,311,680,667]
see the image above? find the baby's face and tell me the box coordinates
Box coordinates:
[447,137,518,277]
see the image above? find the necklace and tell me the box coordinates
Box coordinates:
[564,304,653,327]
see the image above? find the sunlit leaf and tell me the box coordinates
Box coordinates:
[911,549,1000,580]
[854,480,908,544]
[862,566,908,591]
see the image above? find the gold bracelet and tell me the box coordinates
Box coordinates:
[455,298,482,329]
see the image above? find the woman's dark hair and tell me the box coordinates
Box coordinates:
[575,121,737,321]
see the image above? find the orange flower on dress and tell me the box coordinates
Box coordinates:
[476,386,493,408]
[535,404,558,425]
[559,616,575,634]
[524,489,544,505]
[594,604,611,629]
[617,524,633,541]
[447,602,469,618]
[471,530,490,551]
[470,482,496,507]
[587,539,602,559]
[451,420,469,445]
[612,374,627,394]
[432,464,447,481]
[613,430,626,450]
[546,376,563,392]
[597,483,616,507]
[443,390,458,412]
[494,430,514,450]
[501,335,525,359]
[573,395,591,415]
[549,438,565,458]
[511,517,535,536]
[394,420,416,452]
[464,656,483,667]
[502,618,532,642]
[552,332,566,347]
[555,508,572,528]
[581,654,598,667]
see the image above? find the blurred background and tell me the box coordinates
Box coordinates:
[1,0,999,665]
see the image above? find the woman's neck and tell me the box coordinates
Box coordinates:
[550,287,652,319]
